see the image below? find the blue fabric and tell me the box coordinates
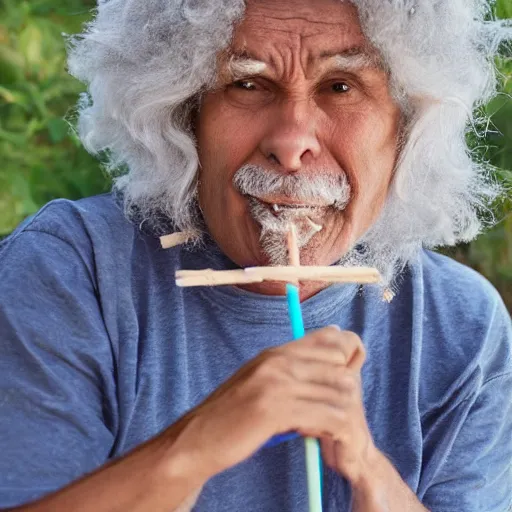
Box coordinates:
[0,194,511,511]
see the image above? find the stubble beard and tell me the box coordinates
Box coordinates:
[247,198,325,266]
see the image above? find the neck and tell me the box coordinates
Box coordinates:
[237,280,330,301]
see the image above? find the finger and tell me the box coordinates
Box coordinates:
[283,343,347,366]
[338,331,366,372]
[292,380,352,408]
[286,400,346,440]
[284,359,352,394]
[320,436,338,469]
[283,326,348,365]
[291,328,365,372]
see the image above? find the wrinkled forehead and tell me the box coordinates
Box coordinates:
[221,0,380,76]
[238,0,363,33]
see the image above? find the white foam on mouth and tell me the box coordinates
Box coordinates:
[269,201,327,210]
[269,201,325,214]
[306,217,323,232]
[254,199,325,232]
[248,197,325,265]
[268,203,324,232]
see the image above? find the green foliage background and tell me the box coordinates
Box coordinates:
[1,0,511,307]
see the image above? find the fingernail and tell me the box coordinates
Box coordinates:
[328,324,341,331]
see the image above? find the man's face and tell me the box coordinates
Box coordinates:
[196,0,400,272]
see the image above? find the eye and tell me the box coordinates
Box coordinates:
[316,78,362,109]
[225,78,274,108]
[232,79,258,91]
[331,82,350,93]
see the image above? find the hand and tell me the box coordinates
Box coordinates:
[170,325,370,481]
[317,332,377,485]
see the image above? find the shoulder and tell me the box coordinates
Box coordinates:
[413,250,511,394]
[417,249,505,323]
[5,193,131,245]
[1,194,161,292]
[1,194,161,267]
[0,194,190,299]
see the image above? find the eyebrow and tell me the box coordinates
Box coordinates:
[224,46,382,80]
[227,55,268,79]
[319,47,382,71]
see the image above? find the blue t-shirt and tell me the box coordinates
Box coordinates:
[0,194,511,511]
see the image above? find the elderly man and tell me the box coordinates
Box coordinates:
[0,0,511,510]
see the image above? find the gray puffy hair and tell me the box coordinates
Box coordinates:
[67,0,512,286]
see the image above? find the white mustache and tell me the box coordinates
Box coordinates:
[232,164,351,210]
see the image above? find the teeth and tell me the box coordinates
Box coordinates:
[306,217,323,232]
[272,204,280,212]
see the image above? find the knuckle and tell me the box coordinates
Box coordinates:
[324,325,342,335]
[287,359,305,382]
[323,325,343,341]
[311,326,338,342]
[255,366,279,388]
[252,362,272,381]
[342,330,362,347]
[311,330,344,353]
[255,355,280,377]
[328,387,346,408]
[340,373,359,393]
[251,379,281,411]
[268,353,289,377]
[326,365,345,390]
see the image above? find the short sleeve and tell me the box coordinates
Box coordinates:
[0,229,117,508]
[420,298,512,512]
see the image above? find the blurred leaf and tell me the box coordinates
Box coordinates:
[0,85,19,104]
[18,23,43,69]
[7,173,38,215]
[47,117,69,143]
[496,0,512,19]
[0,128,27,145]
[0,45,25,84]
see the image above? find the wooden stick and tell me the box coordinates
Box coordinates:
[287,224,301,267]
[160,231,195,249]
[176,266,381,287]
[287,224,300,286]
[176,269,264,287]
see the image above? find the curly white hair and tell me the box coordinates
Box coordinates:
[67,0,512,286]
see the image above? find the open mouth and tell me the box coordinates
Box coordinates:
[247,196,327,233]
[251,197,332,215]
[269,203,317,212]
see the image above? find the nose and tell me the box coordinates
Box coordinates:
[260,99,321,171]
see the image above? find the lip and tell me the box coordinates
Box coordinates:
[252,196,332,209]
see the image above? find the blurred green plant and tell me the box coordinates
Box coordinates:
[0,0,107,235]
[0,0,511,308]
[450,51,512,308]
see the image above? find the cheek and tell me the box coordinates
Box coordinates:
[327,108,398,199]
[197,96,265,180]
[196,96,268,223]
